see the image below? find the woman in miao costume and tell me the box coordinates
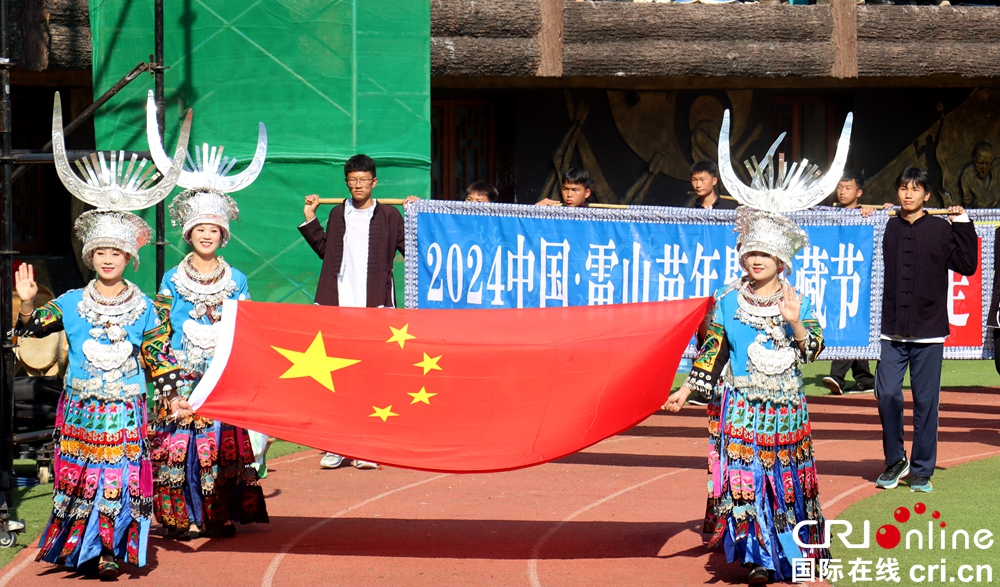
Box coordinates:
[145,91,269,539]
[664,111,854,585]
[13,93,191,578]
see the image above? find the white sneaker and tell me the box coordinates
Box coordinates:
[353,459,378,470]
[320,453,345,469]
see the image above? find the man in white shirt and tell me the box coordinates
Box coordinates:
[300,154,416,470]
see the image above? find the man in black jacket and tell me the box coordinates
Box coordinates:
[300,154,417,470]
[875,167,978,493]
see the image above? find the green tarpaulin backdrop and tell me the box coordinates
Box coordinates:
[88,0,430,304]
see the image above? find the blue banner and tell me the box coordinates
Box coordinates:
[404,202,887,360]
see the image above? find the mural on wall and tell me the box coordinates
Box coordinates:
[539,90,761,206]
[536,88,998,210]
[865,89,1000,208]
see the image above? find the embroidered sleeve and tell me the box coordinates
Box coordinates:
[13,300,64,338]
[684,303,730,396]
[796,306,824,364]
[153,292,174,340]
[140,311,186,400]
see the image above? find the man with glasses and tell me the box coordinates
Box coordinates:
[300,154,411,470]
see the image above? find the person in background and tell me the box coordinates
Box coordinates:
[874,167,977,494]
[300,154,417,470]
[465,181,498,203]
[689,160,738,210]
[535,168,592,207]
[822,170,877,395]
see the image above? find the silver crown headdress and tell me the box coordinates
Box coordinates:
[145,90,265,245]
[718,108,854,270]
[51,91,192,269]
[75,210,153,270]
[168,188,240,246]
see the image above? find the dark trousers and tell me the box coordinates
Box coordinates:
[829,359,875,388]
[993,329,1000,376]
[875,340,943,478]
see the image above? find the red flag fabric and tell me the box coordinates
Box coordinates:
[190,298,711,473]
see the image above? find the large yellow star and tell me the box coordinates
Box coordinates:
[408,387,437,405]
[370,405,398,422]
[414,352,443,375]
[386,324,416,349]
[271,332,360,392]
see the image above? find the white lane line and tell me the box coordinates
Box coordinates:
[821,449,1000,512]
[261,473,450,587]
[270,452,321,465]
[527,467,695,587]
[938,449,1000,464]
[0,548,38,587]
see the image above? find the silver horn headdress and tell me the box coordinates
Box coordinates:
[52,92,191,212]
[718,108,854,271]
[718,109,853,212]
[145,90,267,194]
[145,90,265,245]
[52,91,192,269]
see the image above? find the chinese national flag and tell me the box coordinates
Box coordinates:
[190,298,711,473]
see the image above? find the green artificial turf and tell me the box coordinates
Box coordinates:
[674,360,1000,398]
[800,360,999,397]
[827,455,1000,584]
[265,439,310,461]
[0,482,53,570]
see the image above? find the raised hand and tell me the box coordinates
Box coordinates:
[778,282,802,325]
[947,205,966,219]
[15,263,38,305]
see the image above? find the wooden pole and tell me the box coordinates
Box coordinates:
[315,198,408,205]
[311,197,958,216]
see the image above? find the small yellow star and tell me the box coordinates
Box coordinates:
[414,352,443,375]
[408,387,437,405]
[386,324,416,349]
[272,332,360,392]
[370,405,398,422]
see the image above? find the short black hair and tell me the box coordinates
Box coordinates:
[562,167,591,189]
[840,169,865,190]
[894,166,932,193]
[466,181,499,202]
[690,160,718,178]
[345,154,376,178]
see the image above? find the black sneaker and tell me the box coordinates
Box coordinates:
[844,383,875,394]
[876,458,910,489]
[822,376,844,395]
[909,475,933,492]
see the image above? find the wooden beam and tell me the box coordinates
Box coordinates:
[432,73,1000,90]
[563,40,834,78]
[537,0,563,77]
[431,0,540,38]
[432,37,540,77]
[831,0,858,78]
[564,3,832,43]
[15,0,91,72]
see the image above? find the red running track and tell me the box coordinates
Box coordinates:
[1,389,999,587]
